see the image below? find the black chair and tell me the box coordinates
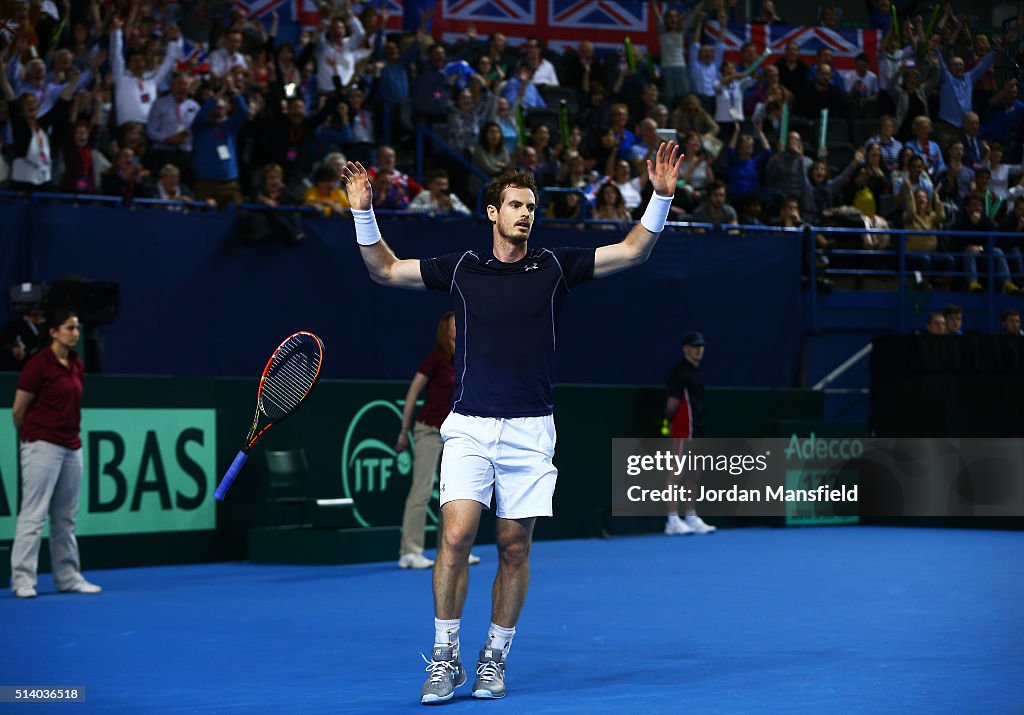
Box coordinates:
[525,107,562,142]
[538,85,580,116]
[826,143,856,170]
[853,118,880,147]
[265,449,352,528]
[815,118,851,144]
[854,98,880,120]
[879,193,897,220]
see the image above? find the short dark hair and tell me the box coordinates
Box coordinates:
[426,168,449,184]
[708,180,727,194]
[45,307,77,334]
[1003,308,1021,320]
[856,52,870,63]
[483,170,538,217]
[944,304,964,318]
[313,165,337,184]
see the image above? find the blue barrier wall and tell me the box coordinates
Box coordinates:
[0,200,803,387]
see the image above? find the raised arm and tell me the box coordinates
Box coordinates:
[343,13,367,51]
[0,62,13,101]
[341,161,426,289]
[967,48,997,85]
[109,22,125,78]
[900,178,917,221]
[153,26,183,86]
[756,121,771,152]
[712,12,726,67]
[594,141,684,279]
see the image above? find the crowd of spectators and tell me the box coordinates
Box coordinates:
[1,0,1024,288]
[920,303,1023,335]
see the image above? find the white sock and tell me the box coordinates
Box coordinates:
[486,623,516,655]
[684,509,697,519]
[667,511,683,523]
[434,618,460,648]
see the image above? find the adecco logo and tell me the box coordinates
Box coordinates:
[340,399,439,529]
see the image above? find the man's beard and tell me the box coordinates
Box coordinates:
[498,222,530,244]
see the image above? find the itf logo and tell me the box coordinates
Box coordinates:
[339,400,439,529]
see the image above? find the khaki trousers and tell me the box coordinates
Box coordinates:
[399,422,442,556]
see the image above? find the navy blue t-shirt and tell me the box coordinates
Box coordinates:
[420,246,596,418]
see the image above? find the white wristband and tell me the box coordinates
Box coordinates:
[640,193,674,233]
[351,206,382,246]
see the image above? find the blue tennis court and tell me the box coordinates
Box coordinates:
[3,526,1022,714]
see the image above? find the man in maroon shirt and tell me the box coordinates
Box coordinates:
[10,308,102,598]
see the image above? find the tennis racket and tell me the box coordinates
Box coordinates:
[214,331,325,501]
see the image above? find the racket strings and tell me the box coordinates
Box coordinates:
[260,349,321,419]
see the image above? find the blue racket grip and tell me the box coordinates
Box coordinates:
[215,451,249,501]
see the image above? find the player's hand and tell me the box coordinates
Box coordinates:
[648,141,684,197]
[394,431,410,453]
[340,161,372,210]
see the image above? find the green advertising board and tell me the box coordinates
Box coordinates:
[338,398,438,532]
[783,434,861,526]
[0,409,216,538]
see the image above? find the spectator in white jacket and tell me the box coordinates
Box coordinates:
[109,18,183,127]
[315,15,367,94]
[408,169,472,216]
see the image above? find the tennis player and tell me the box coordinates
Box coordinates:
[341,141,683,704]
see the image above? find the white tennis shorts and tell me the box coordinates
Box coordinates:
[438,412,558,519]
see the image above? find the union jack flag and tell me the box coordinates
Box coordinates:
[235,0,320,29]
[433,0,879,72]
[177,38,209,75]
[710,23,880,72]
[549,0,647,34]
[435,0,535,39]
[0,17,19,42]
[436,0,650,51]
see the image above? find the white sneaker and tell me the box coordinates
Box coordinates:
[59,580,102,594]
[398,552,435,570]
[664,519,694,535]
[13,586,37,598]
[468,553,481,565]
[685,515,717,534]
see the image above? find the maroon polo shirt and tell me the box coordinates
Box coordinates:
[17,347,84,449]
[416,350,455,428]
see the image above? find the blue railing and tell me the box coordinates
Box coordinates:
[3,190,1020,333]
[413,123,490,215]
